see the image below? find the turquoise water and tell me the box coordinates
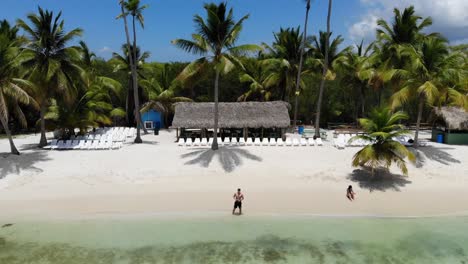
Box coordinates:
[1,216,467,263]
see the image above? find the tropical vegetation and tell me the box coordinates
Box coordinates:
[0,2,467,158]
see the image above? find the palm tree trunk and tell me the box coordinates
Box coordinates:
[132,16,148,135]
[211,69,220,150]
[360,85,365,117]
[293,0,311,128]
[120,3,142,143]
[414,95,424,148]
[0,115,20,155]
[314,0,332,138]
[39,103,47,147]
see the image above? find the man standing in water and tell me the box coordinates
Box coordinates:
[232,188,244,215]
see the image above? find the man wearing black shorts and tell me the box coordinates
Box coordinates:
[232,188,244,215]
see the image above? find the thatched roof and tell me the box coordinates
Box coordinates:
[433,107,468,130]
[172,101,290,129]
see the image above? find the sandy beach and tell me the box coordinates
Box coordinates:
[1,130,468,221]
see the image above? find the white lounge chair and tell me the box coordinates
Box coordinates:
[344,134,352,146]
[193,138,201,146]
[246,138,253,146]
[91,140,100,150]
[316,138,323,146]
[200,138,208,146]
[76,140,86,150]
[239,138,246,146]
[308,138,315,146]
[285,138,292,146]
[254,138,261,146]
[292,138,300,146]
[185,138,193,147]
[231,138,239,145]
[178,138,185,146]
[262,138,269,146]
[223,138,231,146]
[300,138,308,146]
[45,139,58,150]
[208,138,214,145]
[269,138,276,146]
[277,138,284,146]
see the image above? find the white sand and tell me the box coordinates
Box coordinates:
[1,129,467,221]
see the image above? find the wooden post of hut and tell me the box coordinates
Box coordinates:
[243,127,248,141]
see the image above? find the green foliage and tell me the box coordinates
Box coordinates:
[351,107,416,176]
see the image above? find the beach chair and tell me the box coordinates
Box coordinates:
[254,138,261,146]
[178,138,185,146]
[269,138,276,146]
[223,137,231,146]
[208,138,214,145]
[246,138,253,146]
[200,138,208,146]
[344,134,352,146]
[56,140,65,150]
[44,139,58,150]
[193,138,201,146]
[285,138,292,146]
[292,138,300,146]
[262,138,269,146]
[91,140,100,150]
[71,140,79,150]
[111,142,121,150]
[76,140,86,150]
[308,138,315,146]
[239,138,246,146]
[185,138,193,147]
[316,138,324,146]
[300,138,308,146]
[232,138,239,146]
[277,138,284,146]
[65,140,74,150]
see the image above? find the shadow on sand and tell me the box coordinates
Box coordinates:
[347,168,412,192]
[411,146,460,168]
[0,150,50,180]
[181,147,262,173]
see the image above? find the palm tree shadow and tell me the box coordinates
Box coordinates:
[0,151,51,180]
[411,146,460,168]
[181,147,262,173]
[347,168,412,192]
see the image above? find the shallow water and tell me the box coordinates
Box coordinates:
[0,216,467,263]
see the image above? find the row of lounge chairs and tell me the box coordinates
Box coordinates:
[178,137,324,147]
[44,139,124,150]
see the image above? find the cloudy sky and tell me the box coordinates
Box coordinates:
[1,0,467,61]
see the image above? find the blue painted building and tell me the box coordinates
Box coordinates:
[141,109,164,129]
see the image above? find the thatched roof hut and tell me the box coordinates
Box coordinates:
[172,101,291,129]
[433,107,468,130]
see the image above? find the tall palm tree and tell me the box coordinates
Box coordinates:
[117,0,143,143]
[112,44,150,128]
[350,107,415,176]
[173,2,258,150]
[17,7,83,147]
[314,0,333,137]
[293,0,312,127]
[0,20,35,155]
[390,36,467,147]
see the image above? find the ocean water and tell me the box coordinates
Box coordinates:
[0,216,467,263]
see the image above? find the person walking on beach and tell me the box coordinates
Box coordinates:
[347,185,356,201]
[232,188,244,215]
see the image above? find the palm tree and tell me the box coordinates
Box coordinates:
[390,36,467,147]
[17,7,83,147]
[262,27,311,102]
[173,2,258,150]
[117,0,144,143]
[112,44,150,129]
[335,41,374,117]
[140,64,192,127]
[0,20,35,155]
[237,58,274,102]
[293,0,312,128]
[350,107,415,176]
[314,0,333,137]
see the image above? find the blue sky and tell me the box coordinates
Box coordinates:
[1,0,467,62]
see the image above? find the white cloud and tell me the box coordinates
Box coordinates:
[349,0,468,44]
[98,46,113,53]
